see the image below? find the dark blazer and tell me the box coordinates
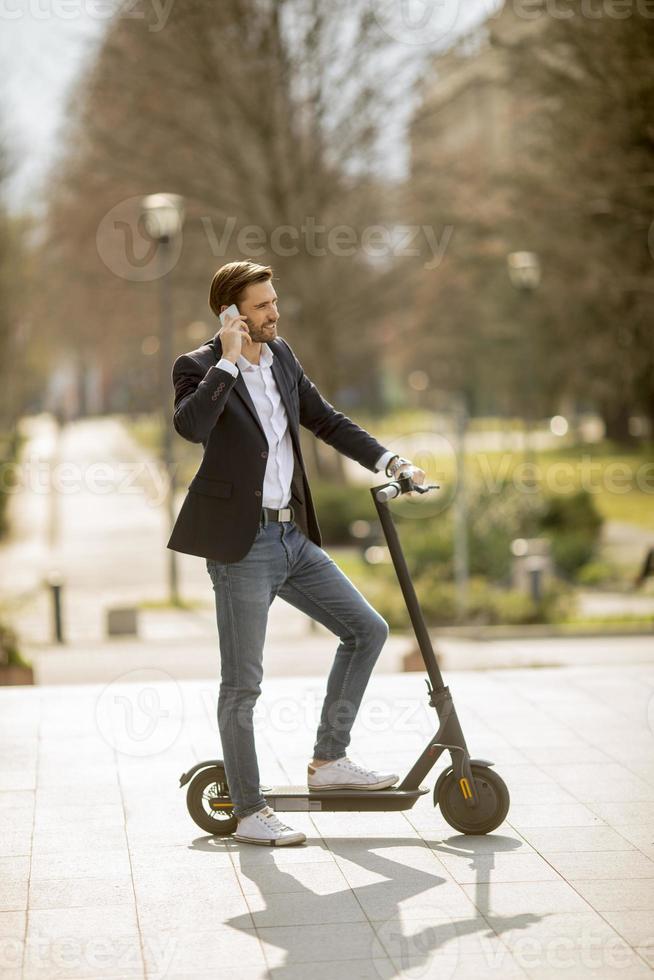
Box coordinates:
[166,334,390,563]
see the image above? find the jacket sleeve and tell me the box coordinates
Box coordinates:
[280,338,390,473]
[172,353,238,445]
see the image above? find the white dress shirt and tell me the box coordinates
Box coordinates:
[216,347,395,508]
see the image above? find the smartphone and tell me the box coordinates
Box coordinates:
[219,303,241,328]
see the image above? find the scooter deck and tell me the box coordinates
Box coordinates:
[264,785,430,812]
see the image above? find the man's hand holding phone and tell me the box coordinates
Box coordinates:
[216,304,251,362]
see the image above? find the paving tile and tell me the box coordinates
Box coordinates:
[0,771,37,792]
[0,856,30,881]
[26,904,140,939]
[233,841,336,867]
[140,927,267,971]
[0,790,35,810]
[504,784,579,806]
[246,887,367,927]
[35,784,122,806]
[33,804,125,831]
[32,826,127,855]
[587,802,654,824]
[0,808,34,833]
[353,877,478,920]
[22,942,144,980]
[28,876,134,911]
[610,824,654,853]
[434,850,559,884]
[0,832,34,858]
[602,910,654,947]
[256,920,387,964]
[636,946,654,969]
[507,804,604,830]
[235,858,349,896]
[136,894,252,932]
[488,910,626,951]
[569,878,654,911]
[462,880,590,916]
[0,879,28,912]
[518,945,652,978]
[545,850,654,880]
[386,950,527,978]
[154,971,267,980]
[521,746,614,766]
[29,849,131,881]
[0,910,26,938]
[128,843,234,873]
[371,912,507,959]
[262,962,395,980]
[518,826,638,854]
[131,868,243,904]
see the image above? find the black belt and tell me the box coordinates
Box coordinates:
[260,504,295,525]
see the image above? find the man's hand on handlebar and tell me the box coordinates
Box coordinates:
[387,455,426,497]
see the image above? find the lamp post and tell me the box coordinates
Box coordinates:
[142,193,185,604]
[506,251,541,472]
[452,391,469,620]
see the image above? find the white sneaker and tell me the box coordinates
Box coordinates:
[308,756,399,791]
[233,805,306,846]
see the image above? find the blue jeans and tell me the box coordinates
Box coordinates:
[205,518,389,819]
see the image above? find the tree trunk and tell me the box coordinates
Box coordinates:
[601,402,634,444]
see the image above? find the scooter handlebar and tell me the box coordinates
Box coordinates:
[375,476,440,502]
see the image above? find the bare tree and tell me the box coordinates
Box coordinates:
[37,0,416,433]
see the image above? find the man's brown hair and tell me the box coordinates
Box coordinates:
[208,261,274,318]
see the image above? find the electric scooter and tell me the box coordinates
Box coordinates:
[180,474,510,837]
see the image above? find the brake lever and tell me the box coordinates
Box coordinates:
[397,474,440,494]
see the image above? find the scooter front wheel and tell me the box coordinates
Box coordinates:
[186,765,238,836]
[436,765,510,835]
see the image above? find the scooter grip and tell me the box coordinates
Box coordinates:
[376,484,401,502]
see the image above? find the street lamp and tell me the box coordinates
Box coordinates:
[506,251,541,471]
[142,193,185,604]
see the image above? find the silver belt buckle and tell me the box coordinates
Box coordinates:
[279,506,292,521]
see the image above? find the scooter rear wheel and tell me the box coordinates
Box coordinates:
[436,764,510,835]
[186,765,238,836]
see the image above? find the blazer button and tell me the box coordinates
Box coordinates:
[254,490,262,496]
[261,451,268,458]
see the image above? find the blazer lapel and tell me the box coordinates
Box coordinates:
[207,335,299,443]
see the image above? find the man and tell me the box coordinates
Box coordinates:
[168,260,425,846]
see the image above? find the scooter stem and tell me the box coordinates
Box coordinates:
[371,478,445,694]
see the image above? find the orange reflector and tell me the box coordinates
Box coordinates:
[459,777,472,799]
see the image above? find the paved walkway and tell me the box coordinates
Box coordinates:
[1,664,653,979]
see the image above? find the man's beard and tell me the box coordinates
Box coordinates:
[248,322,277,342]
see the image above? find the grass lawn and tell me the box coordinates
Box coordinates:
[459,445,654,532]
